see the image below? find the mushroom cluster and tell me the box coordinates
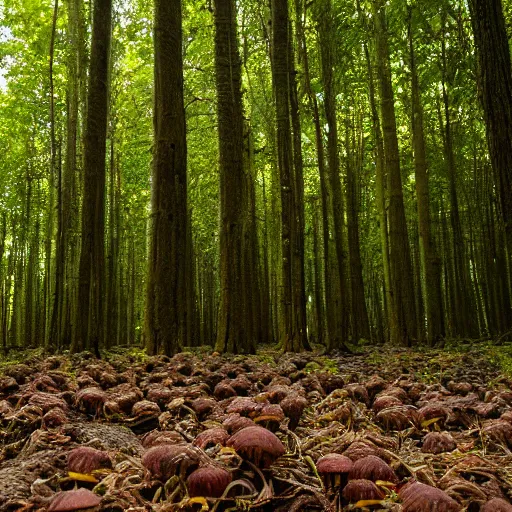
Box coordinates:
[0,347,510,511]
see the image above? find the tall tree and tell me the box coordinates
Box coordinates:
[144,0,188,356]
[317,0,351,349]
[271,0,309,352]
[468,0,512,317]
[214,0,255,354]
[408,6,444,345]
[73,0,112,355]
[373,0,417,345]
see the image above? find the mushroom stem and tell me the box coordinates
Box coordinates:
[245,460,273,502]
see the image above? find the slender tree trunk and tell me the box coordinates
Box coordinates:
[73,0,112,356]
[48,0,61,351]
[345,114,371,342]
[317,0,350,349]
[296,0,333,348]
[440,28,478,338]
[144,0,187,356]
[214,0,254,354]
[363,35,391,343]
[373,0,417,346]
[271,0,308,351]
[408,8,444,345]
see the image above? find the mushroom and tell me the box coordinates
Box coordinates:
[480,498,512,511]
[191,397,217,419]
[421,432,456,454]
[48,489,101,511]
[316,453,353,490]
[193,427,230,450]
[142,444,200,481]
[225,397,261,416]
[376,405,416,431]
[214,381,237,400]
[399,481,461,512]
[253,404,285,432]
[68,446,112,474]
[280,394,308,430]
[342,479,385,502]
[373,395,403,413]
[42,407,68,429]
[348,455,398,483]
[227,425,285,468]
[222,413,255,434]
[186,466,232,498]
[141,429,186,448]
[364,375,388,399]
[75,387,107,417]
[343,441,388,462]
[343,384,370,406]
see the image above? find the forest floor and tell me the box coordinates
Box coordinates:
[0,341,512,511]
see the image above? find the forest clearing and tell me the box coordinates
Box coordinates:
[1,0,512,509]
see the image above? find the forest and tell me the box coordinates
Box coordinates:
[1,0,512,510]
[0,0,510,358]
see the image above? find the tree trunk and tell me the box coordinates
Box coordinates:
[73,0,112,356]
[373,0,417,346]
[468,0,512,331]
[144,0,188,356]
[345,114,371,342]
[317,0,350,349]
[408,8,444,345]
[214,0,254,354]
[271,0,308,352]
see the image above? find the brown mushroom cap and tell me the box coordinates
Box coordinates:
[226,425,285,468]
[421,432,457,454]
[348,455,398,483]
[68,446,112,474]
[399,481,461,512]
[316,454,353,475]
[480,498,512,512]
[342,479,385,502]
[280,394,308,430]
[193,427,230,449]
[141,429,186,448]
[48,489,101,511]
[222,413,255,433]
[186,466,233,498]
[142,444,200,481]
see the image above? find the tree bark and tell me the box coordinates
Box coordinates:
[271,0,308,351]
[468,0,512,330]
[213,0,255,354]
[373,0,417,345]
[408,8,444,345]
[144,0,188,356]
[73,0,112,356]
